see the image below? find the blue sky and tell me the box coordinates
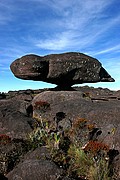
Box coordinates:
[0,0,120,92]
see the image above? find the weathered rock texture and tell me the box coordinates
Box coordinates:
[0,87,120,179]
[7,159,63,180]
[10,52,114,88]
[0,92,35,140]
[32,89,120,179]
[32,90,120,149]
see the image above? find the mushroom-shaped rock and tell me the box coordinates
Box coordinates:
[10,52,115,87]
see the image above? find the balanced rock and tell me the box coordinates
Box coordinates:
[10,52,114,87]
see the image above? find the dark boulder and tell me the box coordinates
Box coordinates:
[0,98,35,140]
[21,146,51,161]
[0,93,6,99]
[7,160,63,180]
[10,54,49,81]
[10,52,114,88]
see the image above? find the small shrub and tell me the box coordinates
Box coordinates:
[28,119,62,151]
[33,101,50,110]
[33,101,51,122]
[83,92,91,98]
[69,117,90,146]
[67,141,111,180]
[88,158,110,180]
[28,120,50,149]
[82,140,109,154]
[68,144,93,179]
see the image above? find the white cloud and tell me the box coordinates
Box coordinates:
[1,0,118,52]
[1,67,9,70]
[0,63,10,73]
[36,31,76,50]
[35,15,120,51]
[33,0,119,51]
[100,60,120,88]
[37,37,68,50]
[0,1,14,24]
[92,44,120,55]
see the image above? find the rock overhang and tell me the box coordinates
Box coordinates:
[10,52,115,87]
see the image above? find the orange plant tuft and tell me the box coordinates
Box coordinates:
[82,140,109,154]
[0,134,11,145]
[72,117,88,129]
[86,124,95,131]
[33,101,50,110]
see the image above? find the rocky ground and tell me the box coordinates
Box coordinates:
[0,86,120,180]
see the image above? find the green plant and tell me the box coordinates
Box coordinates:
[83,92,91,99]
[53,132,61,149]
[27,116,117,180]
[66,118,112,179]
[28,118,62,151]
[28,127,45,146]
[88,157,110,180]
[28,119,50,149]
[68,144,93,179]
[67,142,111,180]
